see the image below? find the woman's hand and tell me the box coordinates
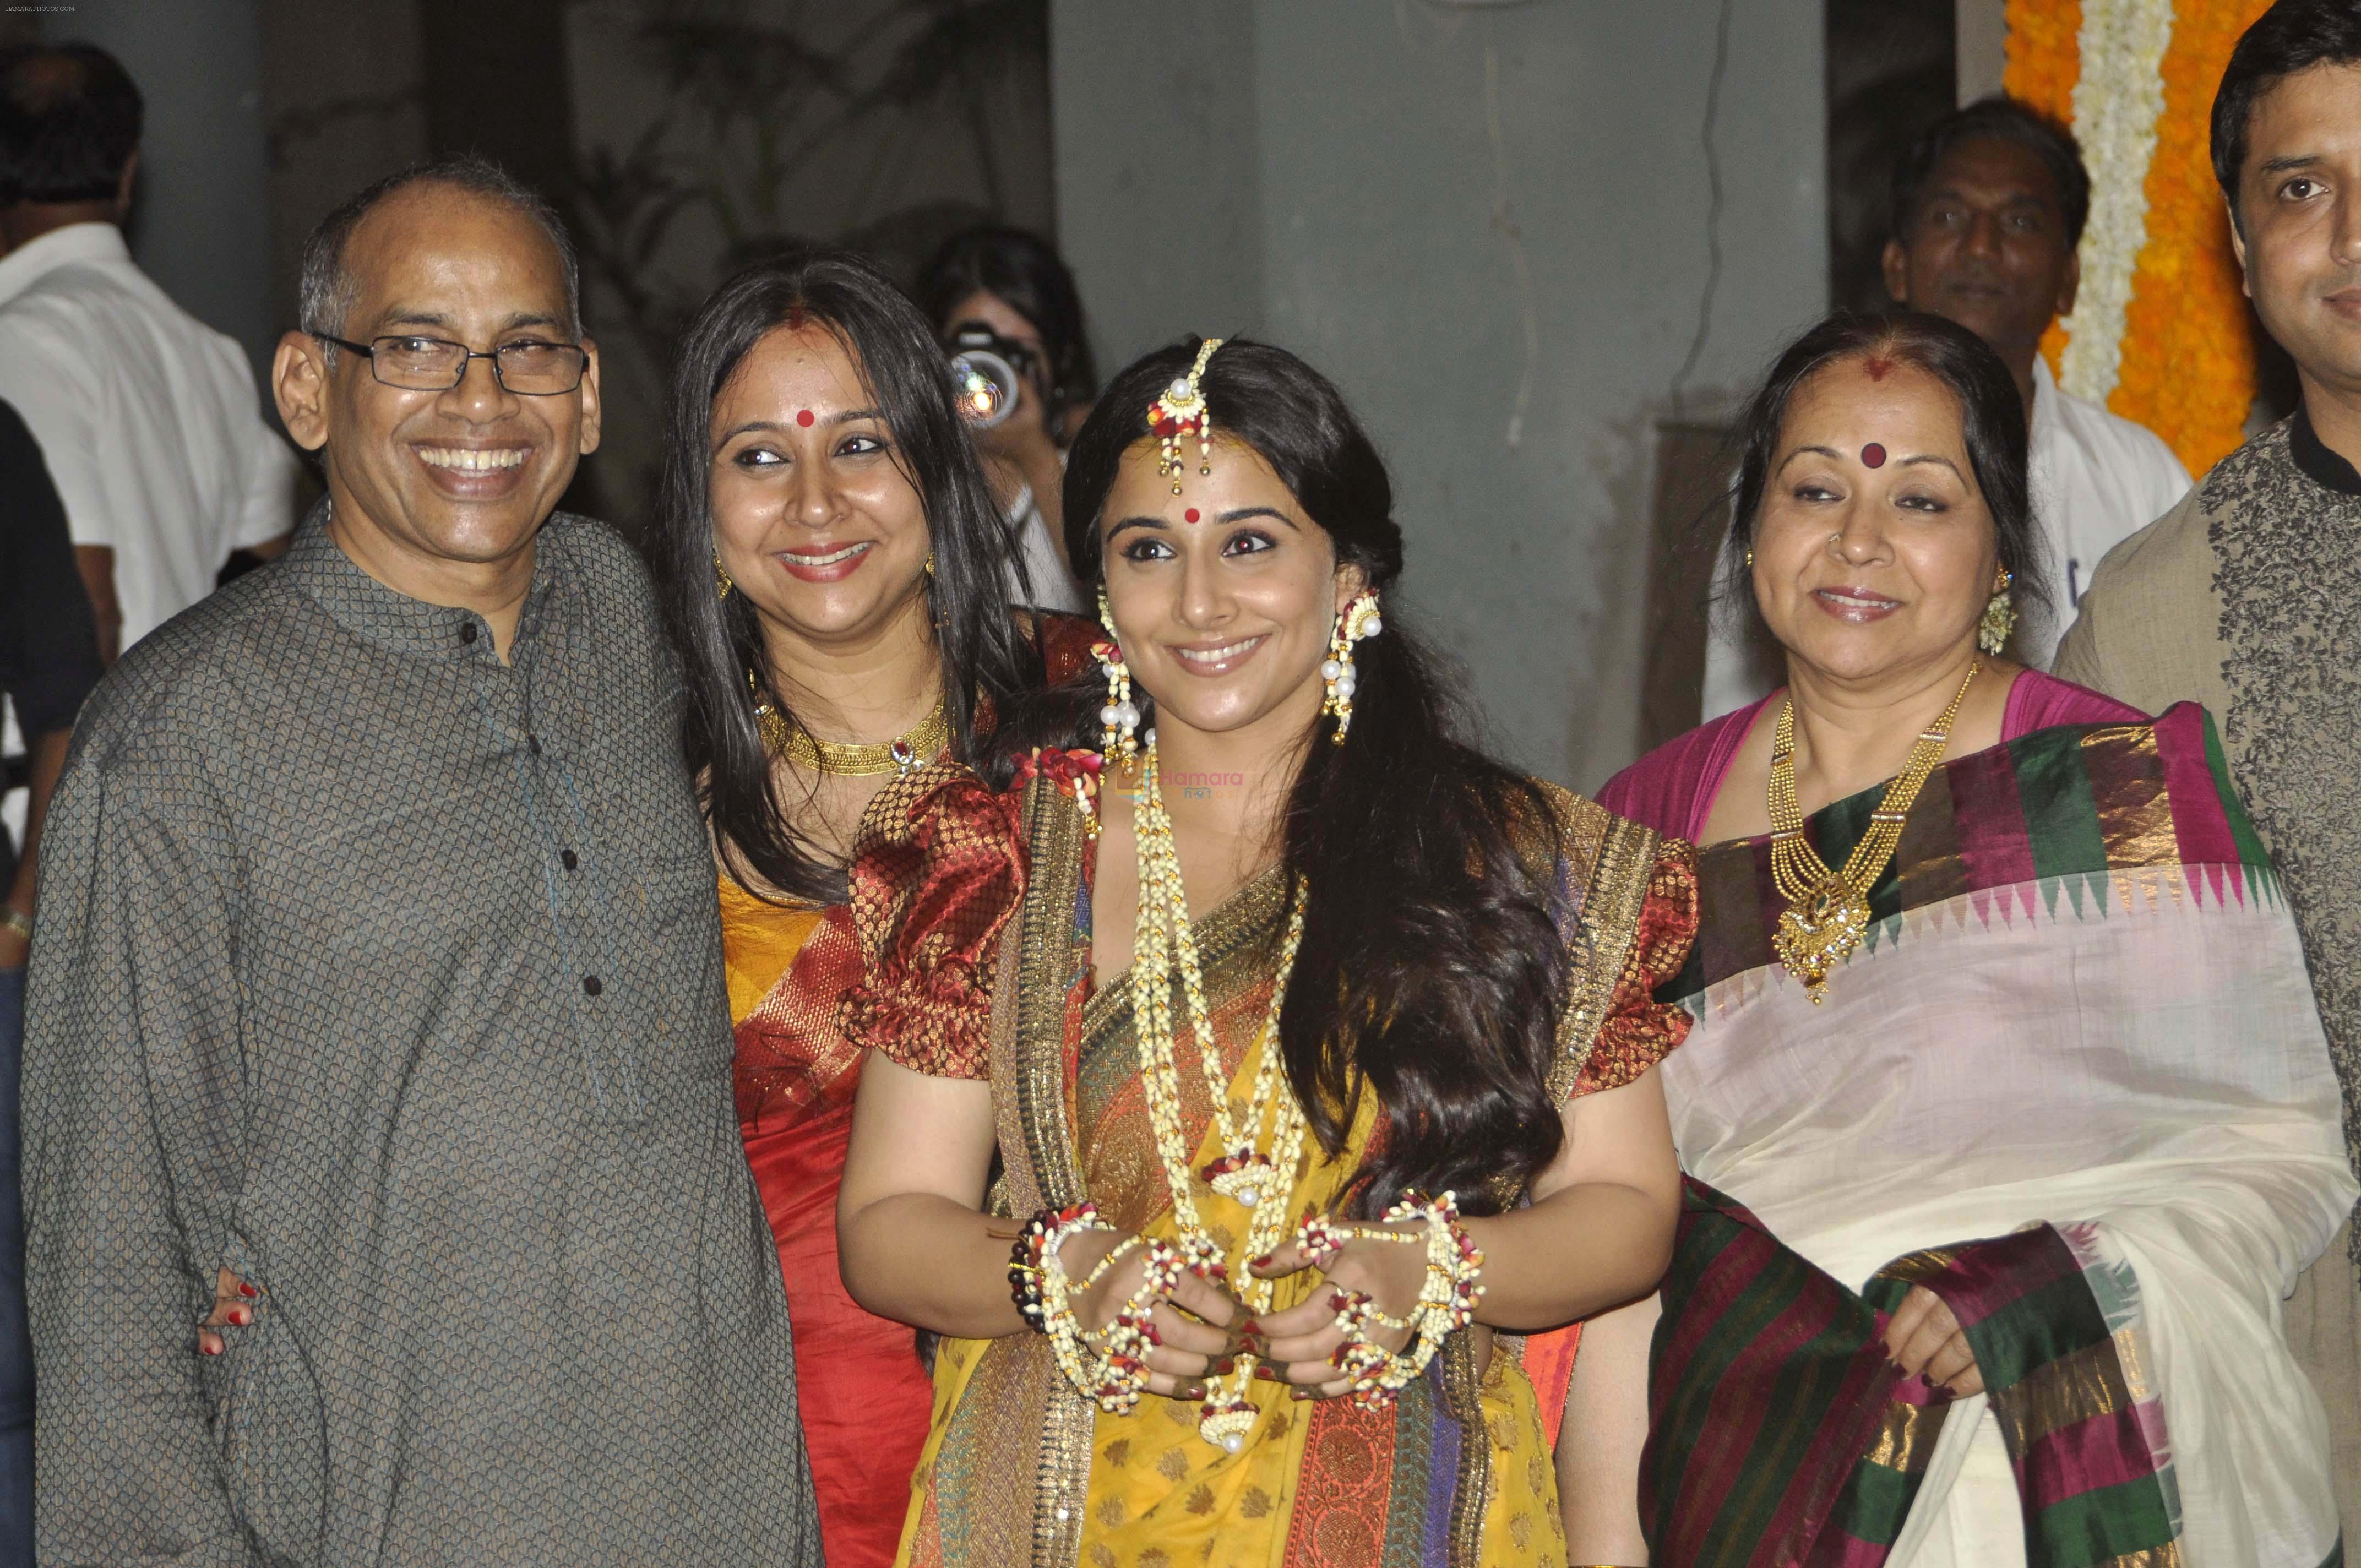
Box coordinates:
[196,1266,259,1357]
[1062,1230,1244,1400]
[1884,1285,1984,1397]
[1240,1222,1429,1400]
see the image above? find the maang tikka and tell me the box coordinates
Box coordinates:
[1148,337,1225,494]
[1320,591,1384,743]
[1095,588,1141,761]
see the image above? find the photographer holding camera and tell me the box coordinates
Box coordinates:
[916,226,1096,612]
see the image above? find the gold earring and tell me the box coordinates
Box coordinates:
[1095,587,1140,760]
[924,551,936,577]
[1319,591,1384,744]
[714,551,734,601]
[1978,567,2016,656]
[1744,548,1754,569]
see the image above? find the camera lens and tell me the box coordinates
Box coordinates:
[949,348,1021,429]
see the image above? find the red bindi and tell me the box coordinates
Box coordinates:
[796,409,815,427]
[1861,442,1887,468]
[1863,355,1895,381]
[1184,507,1201,523]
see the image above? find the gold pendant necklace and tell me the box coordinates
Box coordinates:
[750,673,949,776]
[1767,660,1978,1004]
[1128,733,1308,1452]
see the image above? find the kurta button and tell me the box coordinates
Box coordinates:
[561,848,578,870]
[582,975,602,997]
[459,623,477,645]
[527,734,541,755]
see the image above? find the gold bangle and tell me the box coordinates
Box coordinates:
[1,907,30,943]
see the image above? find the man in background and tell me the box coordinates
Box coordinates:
[0,394,101,1567]
[2058,0,2361,1533]
[1702,95,2190,718]
[0,40,297,662]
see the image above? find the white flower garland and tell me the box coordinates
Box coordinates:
[2057,0,2177,405]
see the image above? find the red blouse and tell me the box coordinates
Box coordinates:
[843,767,1698,1097]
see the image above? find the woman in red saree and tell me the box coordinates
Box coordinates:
[650,252,1091,1566]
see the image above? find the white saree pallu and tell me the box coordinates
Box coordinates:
[1642,706,2356,1567]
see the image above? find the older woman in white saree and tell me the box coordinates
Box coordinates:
[1557,313,2357,1567]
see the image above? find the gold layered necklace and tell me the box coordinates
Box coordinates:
[1127,732,1308,1452]
[749,673,949,776]
[1767,660,1978,1004]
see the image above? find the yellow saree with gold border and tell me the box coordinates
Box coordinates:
[845,761,1696,1568]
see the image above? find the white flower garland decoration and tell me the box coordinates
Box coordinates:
[2057,0,2177,406]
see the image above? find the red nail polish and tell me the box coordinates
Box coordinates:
[1239,1319,1261,1336]
[228,1307,251,1327]
[1143,1323,1162,1346]
[1216,1357,1237,1375]
[1248,1254,1271,1270]
[200,1338,222,1356]
[238,1282,259,1299]
[1253,1365,1277,1380]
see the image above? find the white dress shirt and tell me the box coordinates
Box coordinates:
[1699,355,2193,721]
[1004,480,1086,614]
[0,222,298,652]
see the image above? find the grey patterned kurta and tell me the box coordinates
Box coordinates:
[22,508,821,1565]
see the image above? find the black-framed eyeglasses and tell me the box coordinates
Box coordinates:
[312,332,589,395]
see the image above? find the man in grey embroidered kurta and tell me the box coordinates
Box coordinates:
[21,160,819,1564]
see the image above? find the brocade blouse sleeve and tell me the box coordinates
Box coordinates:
[839,765,1025,1081]
[1568,836,1700,1099]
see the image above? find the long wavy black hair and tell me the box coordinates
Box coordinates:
[1718,309,2049,649]
[654,248,1039,902]
[991,338,1570,1218]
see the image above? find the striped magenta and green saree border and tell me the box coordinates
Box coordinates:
[1643,1180,2210,1567]
[1668,703,2275,1003]
[1639,704,2348,1568]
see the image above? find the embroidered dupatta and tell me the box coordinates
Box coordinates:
[1642,705,2355,1566]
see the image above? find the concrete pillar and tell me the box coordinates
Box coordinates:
[1052,0,1827,787]
[47,0,278,391]
[1051,0,1265,371]
[1959,0,2009,104]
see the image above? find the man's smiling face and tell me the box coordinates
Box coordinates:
[309,181,599,571]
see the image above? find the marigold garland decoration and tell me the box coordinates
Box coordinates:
[2005,0,2270,477]
[2117,1,2271,477]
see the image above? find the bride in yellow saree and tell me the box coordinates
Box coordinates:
[836,337,1699,1567]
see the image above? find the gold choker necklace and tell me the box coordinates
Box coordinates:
[1767,660,1978,1003]
[750,674,949,776]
